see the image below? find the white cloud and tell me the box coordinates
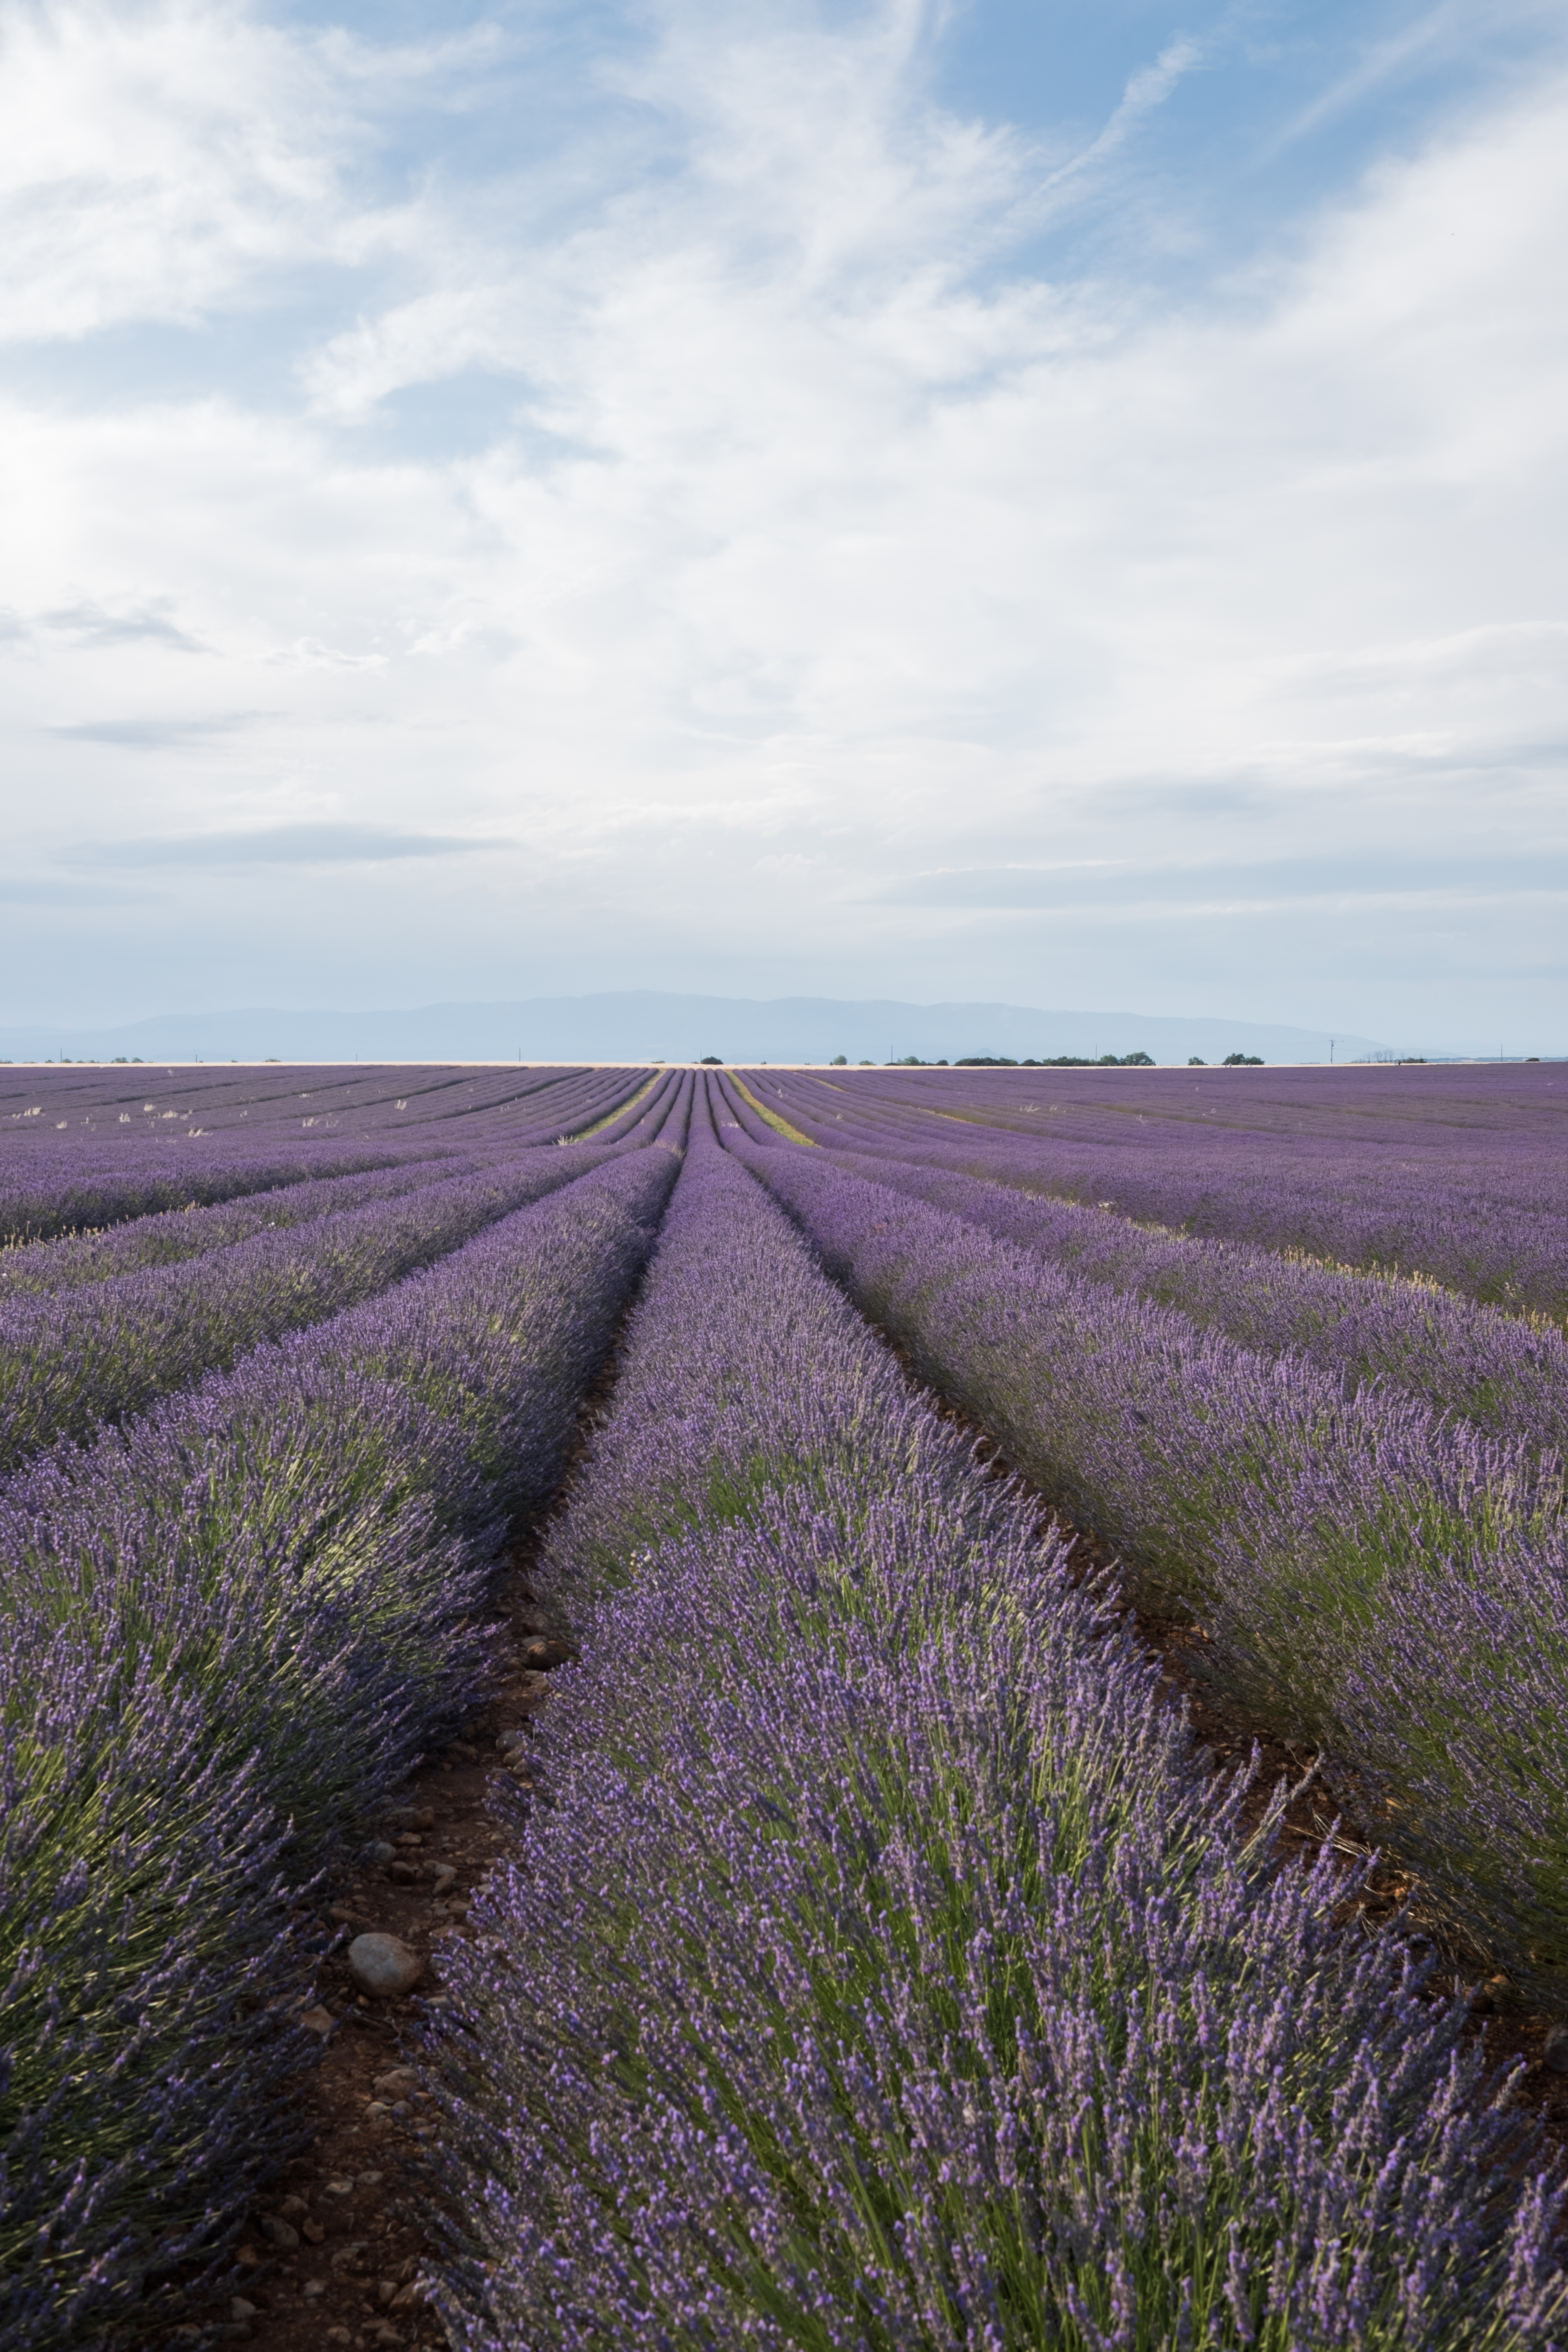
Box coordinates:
[0,0,492,341]
[63,819,510,864]
[0,0,1565,1045]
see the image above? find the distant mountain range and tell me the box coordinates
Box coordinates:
[0,993,1396,1066]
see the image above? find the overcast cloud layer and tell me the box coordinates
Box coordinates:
[1,0,1565,1051]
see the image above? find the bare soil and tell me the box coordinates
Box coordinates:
[223,1313,631,2352]
[223,1553,556,2352]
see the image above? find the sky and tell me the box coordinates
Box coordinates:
[2,0,1566,1052]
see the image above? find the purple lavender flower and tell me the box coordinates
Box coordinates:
[0,1138,681,2345]
[728,1132,1568,2004]
[753,1062,1568,1318]
[422,1103,1564,2350]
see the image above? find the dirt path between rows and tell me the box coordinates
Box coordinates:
[223,1305,630,2352]
[218,1550,556,2352]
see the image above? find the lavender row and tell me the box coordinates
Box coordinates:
[0,1076,684,1301]
[0,1063,635,1151]
[0,1151,488,1297]
[719,1071,1568,1463]
[424,1111,1562,2351]
[0,1140,419,1249]
[0,1068,656,1247]
[755,1068,1568,1318]
[779,1062,1568,1203]
[0,1065,655,1159]
[732,1138,1568,2001]
[803,1145,1568,1461]
[0,1148,633,1480]
[561,1066,683,1148]
[0,1142,682,2349]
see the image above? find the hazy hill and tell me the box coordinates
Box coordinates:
[0,993,1391,1067]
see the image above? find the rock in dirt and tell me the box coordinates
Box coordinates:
[259,2217,298,2249]
[231,2299,257,2324]
[366,1841,396,1866]
[430,1864,457,1895]
[298,2004,336,2034]
[1544,2025,1568,2074]
[374,2066,421,2098]
[388,1859,419,1884]
[347,1932,425,1998]
[519,1635,573,1670]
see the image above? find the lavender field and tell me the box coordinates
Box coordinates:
[4,1059,1568,2349]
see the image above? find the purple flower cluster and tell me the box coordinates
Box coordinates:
[728,1136,1568,2001]
[9,1055,1565,2343]
[0,1141,415,1249]
[423,1105,1564,2350]
[0,1064,658,1244]
[0,1062,644,1148]
[0,1152,496,1297]
[804,1143,1568,1463]
[752,1064,1568,1317]
[0,1146,631,1479]
[0,1137,682,2348]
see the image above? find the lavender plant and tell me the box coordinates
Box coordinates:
[731,1140,1568,1998]
[755,1065,1568,1319]
[812,1146,1568,1461]
[0,1142,412,1248]
[0,1152,489,1296]
[0,1065,657,1243]
[424,1112,1564,2351]
[0,1146,625,1477]
[0,1143,680,2348]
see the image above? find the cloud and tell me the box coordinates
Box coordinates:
[0,0,491,345]
[62,823,514,868]
[875,853,1568,913]
[0,876,151,904]
[1,0,1567,1048]
[1271,0,1562,151]
[1029,33,1205,213]
[52,710,271,745]
[1086,777,1278,819]
[40,601,207,651]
